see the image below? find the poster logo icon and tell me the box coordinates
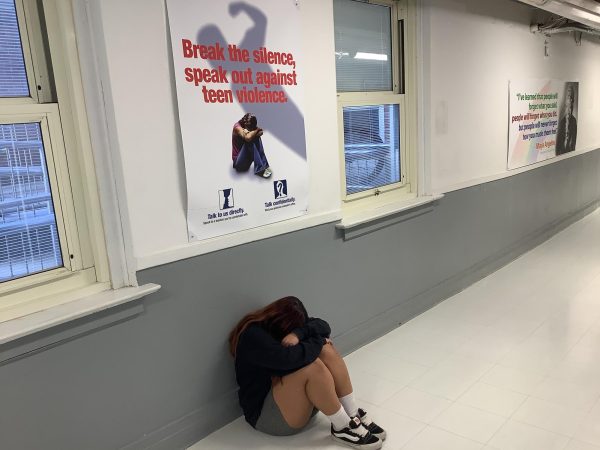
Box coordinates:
[219,188,234,209]
[273,180,288,199]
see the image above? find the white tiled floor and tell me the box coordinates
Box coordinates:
[190,209,600,450]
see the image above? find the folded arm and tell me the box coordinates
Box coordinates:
[238,325,326,376]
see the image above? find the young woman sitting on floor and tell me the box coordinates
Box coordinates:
[229,296,386,449]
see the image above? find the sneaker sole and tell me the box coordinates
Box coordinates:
[331,435,382,450]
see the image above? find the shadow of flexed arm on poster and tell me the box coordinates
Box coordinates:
[197,1,307,160]
[229,1,266,47]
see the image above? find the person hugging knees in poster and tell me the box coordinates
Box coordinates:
[229,296,386,449]
[555,83,578,155]
[232,113,272,178]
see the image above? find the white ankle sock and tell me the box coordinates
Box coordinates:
[339,392,359,417]
[327,405,351,431]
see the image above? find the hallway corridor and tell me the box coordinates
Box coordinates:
[191,209,600,450]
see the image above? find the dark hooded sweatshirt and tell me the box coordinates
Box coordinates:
[234,317,331,427]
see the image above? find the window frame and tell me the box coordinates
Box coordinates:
[0,0,111,313]
[335,0,416,203]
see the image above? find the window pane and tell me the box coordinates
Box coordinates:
[343,104,400,195]
[0,0,30,97]
[0,123,63,282]
[334,0,392,92]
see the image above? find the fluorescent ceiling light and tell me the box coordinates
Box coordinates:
[354,52,388,61]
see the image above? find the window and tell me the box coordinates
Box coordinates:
[0,122,62,281]
[0,0,109,306]
[0,0,29,97]
[334,0,414,201]
[343,104,400,195]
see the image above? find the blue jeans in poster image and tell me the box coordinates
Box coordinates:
[233,138,270,175]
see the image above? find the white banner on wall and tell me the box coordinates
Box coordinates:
[508,79,579,170]
[167,0,308,241]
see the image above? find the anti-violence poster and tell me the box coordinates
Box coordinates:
[508,79,579,170]
[167,0,309,241]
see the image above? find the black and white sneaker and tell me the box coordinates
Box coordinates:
[357,408,386,441]
[331,416,382,450]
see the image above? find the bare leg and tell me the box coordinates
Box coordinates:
[272,358,342,428]
[320,344,387,441]
[318,343,353,397]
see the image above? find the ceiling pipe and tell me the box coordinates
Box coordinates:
[533,24,600,36]
[516,0,600,29]
[530,19,600,36]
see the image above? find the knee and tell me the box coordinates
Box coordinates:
[304,358,332,380]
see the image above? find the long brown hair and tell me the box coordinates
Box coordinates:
[239,113,257,130]
[229,296,308,357]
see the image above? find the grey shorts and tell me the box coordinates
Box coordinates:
[255,389,319,436]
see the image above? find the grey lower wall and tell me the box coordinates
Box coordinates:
[1,150,599,450]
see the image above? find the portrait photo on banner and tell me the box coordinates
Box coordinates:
[508,79,579,170]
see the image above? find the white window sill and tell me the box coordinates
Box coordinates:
[0,283,160,346]
[336,194,445,231]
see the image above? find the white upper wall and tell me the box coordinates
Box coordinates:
[89,0,600,269]
[423,0,600,193]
